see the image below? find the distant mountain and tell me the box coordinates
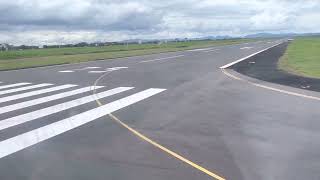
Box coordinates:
[194,35,233,40]
[245,32,320,38]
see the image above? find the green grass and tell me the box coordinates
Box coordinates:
[0,39,254,70]
[279,37,320,78]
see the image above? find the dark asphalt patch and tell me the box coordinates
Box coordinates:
[230,42,320,92]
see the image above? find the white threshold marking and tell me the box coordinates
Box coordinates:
[0,83,31,90]
[240,47,253,50]
[0,87,134,131]
[220,41,285,69]
[0,88,165,158]
[59,70,74,73]
[139,55,185,63]
[0,86,103,114]
[222,69,320,101]
[0,83,53,96]
[0,84,77,104]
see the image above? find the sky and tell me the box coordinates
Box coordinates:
[0,0,319,45]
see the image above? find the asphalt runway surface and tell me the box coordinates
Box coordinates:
[231,42,320,92]
[0,40,320,180]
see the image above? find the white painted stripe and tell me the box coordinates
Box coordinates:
[88,71,107,73]
[222,69,320,101]
[187,48,213,52]
[139,55,185,63]
[0,88,165,158]
[0,86,103,114]
[0,83,53,96]
[0,83,31,90]
[204,49,219,53]
[107,67,128,71]
[0,84,77,104]
[220,41,285,69]
[0,87,134,130]
[240,47,253,50]
[59,70,74,73]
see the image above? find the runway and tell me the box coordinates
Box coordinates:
[1,40,319,180]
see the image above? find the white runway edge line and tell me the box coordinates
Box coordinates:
[0,83,31,90]
[0,87,134,131]
[139,55,185,63]
[0,83,53,96]
[220,41,285,69]
[0,84,77,104]
[0,88,165,158]
[0,86,104,114]
[222,69,320,101]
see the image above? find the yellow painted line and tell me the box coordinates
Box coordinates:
[92,72,226,180]
[221,69,320,101]
[96,98,225,180]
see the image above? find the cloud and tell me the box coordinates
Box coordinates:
[0,0,319,45]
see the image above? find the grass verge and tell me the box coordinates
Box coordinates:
[279,37,320,78]
[0,39,253,71]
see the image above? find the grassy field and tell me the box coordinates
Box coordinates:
[0,39,253,70]
[279,37,320,78]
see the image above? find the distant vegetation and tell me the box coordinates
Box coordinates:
[279,36,320,78]
[0,39,254,70]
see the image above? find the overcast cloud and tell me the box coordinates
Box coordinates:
[0,0,319,45]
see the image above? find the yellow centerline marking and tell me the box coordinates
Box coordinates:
[92,72,226,180]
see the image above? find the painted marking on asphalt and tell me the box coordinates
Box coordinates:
[0,83,53,96]
[108,114,225,180]
[91,73,225,180]
[0,87,134,131]
[0,84,77,104]
[88,71,107,73]
[187,48,214,52]
[0,83,31,90]
[139,55,185,63]
[240,47,253,50]
[221,69,320,101]
[204,49,220,53]
[59,70,74,73]
[95,96,225,180]
[59,67,101,73]
[220,41,285,69]
[106,67,128,71]
[0,88,164,159]
[0,86,104,114]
